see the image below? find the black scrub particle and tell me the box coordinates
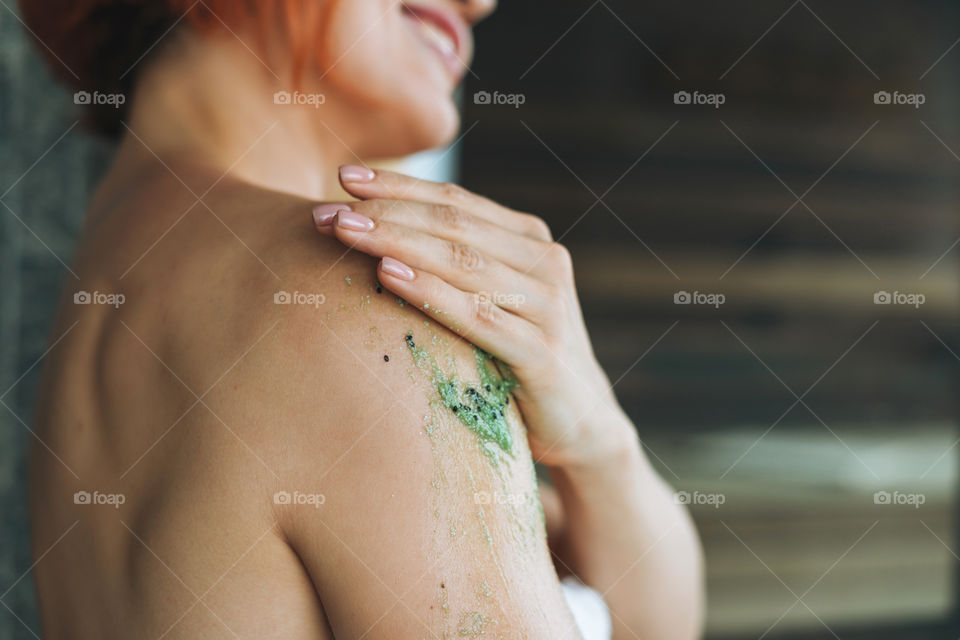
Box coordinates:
[405,333,518,457]
[384,355,390,362]
[376,285,383,294]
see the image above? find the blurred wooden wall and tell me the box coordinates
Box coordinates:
[464,0,960,434]
[464,1,960,637]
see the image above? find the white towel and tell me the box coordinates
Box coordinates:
[561,576,612,640]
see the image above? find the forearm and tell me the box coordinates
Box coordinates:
[547,406,705,640]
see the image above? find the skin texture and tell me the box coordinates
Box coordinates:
[29,0,704,638]
[318,168,706,640]
[30,169,578,639]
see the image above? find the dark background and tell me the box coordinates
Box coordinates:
[2,1,959,638]
[462,1,960,638]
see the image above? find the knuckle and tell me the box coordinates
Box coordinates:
[474,298,501,327]
[435,203,470,232]
[545,242,573,273]
[439,182,469,204]
[525,214,553,241]
[449,242,484,272]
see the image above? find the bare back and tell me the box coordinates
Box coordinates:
[29,167,337,638]
[29,162,575,639]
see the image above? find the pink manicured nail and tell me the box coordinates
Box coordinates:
[313,203,351,226]
[381,257,415,281]
[340,165,376,184]
[336,209,375,232]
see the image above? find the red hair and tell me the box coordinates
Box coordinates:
[18,0,321,137]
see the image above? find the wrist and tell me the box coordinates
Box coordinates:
[547,417,653,510]
[546,403,644,473]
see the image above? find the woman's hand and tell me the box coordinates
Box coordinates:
[313,165,634,468]
[314,166,705,640]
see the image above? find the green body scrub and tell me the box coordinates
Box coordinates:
[405,333,518,456]
[458,611,494,637]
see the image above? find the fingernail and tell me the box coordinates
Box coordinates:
[340,165,376,184]
[313,203,351,227]
[381,257,415,281]
[336,209,375,232]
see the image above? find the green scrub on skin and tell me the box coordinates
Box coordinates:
[405,333,518,457]
[458,611,494,637]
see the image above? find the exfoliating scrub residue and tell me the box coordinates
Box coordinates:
[323,275,552,635]
[458,611,495,637]
[405,333,518,459]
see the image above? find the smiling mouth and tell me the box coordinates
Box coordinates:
[401,3,468,81]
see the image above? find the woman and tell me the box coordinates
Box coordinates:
[21,1,703,638]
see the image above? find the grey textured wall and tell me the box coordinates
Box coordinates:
[1,7,111,638]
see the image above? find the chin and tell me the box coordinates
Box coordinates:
[368,94,462,158]
[410,98,461,149]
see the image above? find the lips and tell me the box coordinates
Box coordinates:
[401,3,470,81]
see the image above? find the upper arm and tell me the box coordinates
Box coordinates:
[262,255,579,639]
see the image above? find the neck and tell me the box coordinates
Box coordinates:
[118,31,362,201]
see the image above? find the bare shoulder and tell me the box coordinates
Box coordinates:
[93,180,576,636]
[221,199,577,638]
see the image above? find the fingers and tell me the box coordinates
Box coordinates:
[337,165,553,242]
[324,209,553,324]
[315,199,553,277]
[376,257,540,362]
